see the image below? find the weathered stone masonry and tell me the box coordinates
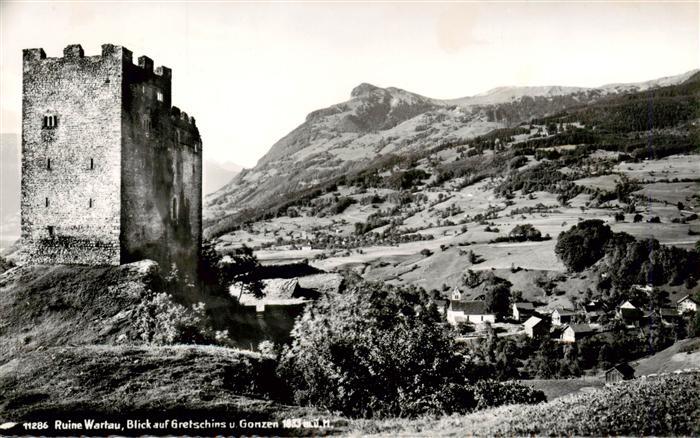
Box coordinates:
[21,44,202,277]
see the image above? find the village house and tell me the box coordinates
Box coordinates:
[677,295,698,314]
[616,300,643,324]
[552,308,577,326]
[296,273,344,295]
[658,307,681,324]
[512,302,535,322]
[233,278,306,312]
[523,316,548,339]
[560,323,596,343]
[605,363,635,383]
[447,300,496,326]
[581,299,606,323]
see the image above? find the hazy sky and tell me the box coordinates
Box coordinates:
[1,1,698,167]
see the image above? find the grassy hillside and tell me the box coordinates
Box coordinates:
[632,337,700,376]
[349,372,700,436]
[0,262,161,362]
[0,263,342,436]
[0,259,252,364]
[0,345,338,436]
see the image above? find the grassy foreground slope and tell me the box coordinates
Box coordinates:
[0,261,191,363]
[351,372,700,437]
[0,263,343,436]
[0,345,339,436]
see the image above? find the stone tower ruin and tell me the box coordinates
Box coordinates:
[21,44,202,277]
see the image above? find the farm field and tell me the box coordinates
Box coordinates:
[215,152,700,303]
[616,154,700,182]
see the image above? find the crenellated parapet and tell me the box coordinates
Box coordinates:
[21,42,203,274]
[23,44,173,85]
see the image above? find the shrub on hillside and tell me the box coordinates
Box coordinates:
[555,220,613,272]
[329,196,356,215]
[473,380,546,410]
[508,224,543,242]
[384,169,430,190]
[278,284,474,418]
[133,293,212,345]
[199,241,264,298]
[0,256,14,274]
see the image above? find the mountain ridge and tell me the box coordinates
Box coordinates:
[205,69,698,232]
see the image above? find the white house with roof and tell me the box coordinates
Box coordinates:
[447,300,495,326]
[677,295,698,314]
[616,300,642,322]
[512,302,535,322]
[561,324,596,343]
[552,308,576,326]
[523,316,548,339]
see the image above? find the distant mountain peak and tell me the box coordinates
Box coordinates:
[351,83,383,98]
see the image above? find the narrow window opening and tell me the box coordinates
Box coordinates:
[47,226,55,238]
[45,197,49,207]
[172,197,178,221]
[88,198,93,208]
[156,91,163,102]
[42,115,58,129]
[90,158,94,170]
[192,163,195,175]
[47,158,51,170]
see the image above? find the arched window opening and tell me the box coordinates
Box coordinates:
[47,158,51,170]
[90,158,94,170]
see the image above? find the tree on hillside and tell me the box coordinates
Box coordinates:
[509,223,542,242]
[278,284,474,418]
[278,282,544,418]
[555,220,613,272]
[485,282,511,318]
[526,339,559,378]
[199,242,264,298]
[602,233,700,289]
